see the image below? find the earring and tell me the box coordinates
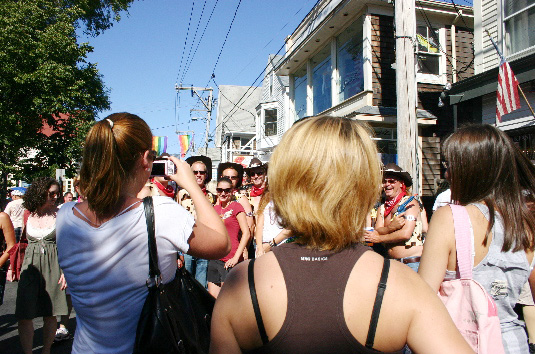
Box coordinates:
[146,167,151,171]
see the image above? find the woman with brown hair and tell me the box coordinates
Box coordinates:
[56,113,229,354]
[210,116,473,354]
[418,124,535,354]
[16,177,67,354]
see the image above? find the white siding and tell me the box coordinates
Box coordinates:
[481,0,501,73]
[257,55,289,150]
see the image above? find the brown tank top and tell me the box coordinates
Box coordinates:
[245,243,403,354]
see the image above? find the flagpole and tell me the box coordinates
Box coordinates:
[518,86,535,118]
[484,28,535,119]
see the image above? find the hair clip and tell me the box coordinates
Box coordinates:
[106,118,114,129]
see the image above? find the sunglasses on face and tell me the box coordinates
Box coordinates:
[49,191,59,198]
[148,150,157,161]
[193,170,207,175]
[382,178,399,185]
[216,187,233,194]
[222,175,238,180]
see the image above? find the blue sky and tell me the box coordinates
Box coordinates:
[79,0,319,155]
[79,0,473,156]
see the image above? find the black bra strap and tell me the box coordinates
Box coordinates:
[365,258,390,348]
[248,259,269,345]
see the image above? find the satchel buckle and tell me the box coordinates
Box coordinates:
[146,275,162,288]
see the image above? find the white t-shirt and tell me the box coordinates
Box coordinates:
[262,201,286,244]
[4,198,25,229]
[432,189,452,211]
[56,197,194,354]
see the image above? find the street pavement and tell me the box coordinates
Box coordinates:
[0,281,75,354]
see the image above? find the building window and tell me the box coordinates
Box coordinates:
[264,108,277,136]
[504,0,535,56]
[293,65,307,120]
[373,127,397,165]
[337,17,364,102]
[312,45,332,115]
[416,25,441,75]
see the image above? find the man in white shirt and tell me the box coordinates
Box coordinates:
[4,189,25,241]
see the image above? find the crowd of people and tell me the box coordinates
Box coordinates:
[1,112,535,353]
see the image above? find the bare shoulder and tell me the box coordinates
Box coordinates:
[0,212,12,225]
[430,204,453,223]
[238,195,251,208]
[426,205,455,243]
[214,253,283,351]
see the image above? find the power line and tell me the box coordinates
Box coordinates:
[449,0,470,29]
[233,0,318,78]
[181,0,220,84]
[179,0,208,85]
[196,0,322,118]
[176,0,197,84]
[210,0,242,77]
[212,0,330,136]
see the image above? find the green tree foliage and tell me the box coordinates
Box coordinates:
[0,0,133,203]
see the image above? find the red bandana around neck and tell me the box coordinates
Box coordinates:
[250,185,264,197]
[151,179,175,198]
[384,189,406,217]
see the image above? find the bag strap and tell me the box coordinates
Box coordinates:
[248,258,269,345]
[365,258,390,348]
[449,204,473,279]
[143,197,161,286]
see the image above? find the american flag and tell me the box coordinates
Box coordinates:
[496,60,521,122]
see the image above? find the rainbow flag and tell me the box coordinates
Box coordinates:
[152,136,167,156]
[178,134,192,158]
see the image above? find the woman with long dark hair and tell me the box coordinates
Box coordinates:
[56,113,229,354]
[210,116,473,353]
[16,177,67,354]
[419,124,535,353]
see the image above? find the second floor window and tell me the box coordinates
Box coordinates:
[264,109,277,136]
[416,25,441,75]
[504,0,535,56]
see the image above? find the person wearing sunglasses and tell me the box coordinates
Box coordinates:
[15,177,68,354]
[217,162,254,235]
[207,177,251,298]
[177,155,216,288]
[245,158,267,212]
[363,163,425,272]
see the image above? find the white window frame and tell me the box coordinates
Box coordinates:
[415,24,446,85]
[502,0,535,58]
[262,103,278,137]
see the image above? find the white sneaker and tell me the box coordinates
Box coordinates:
[54,327,70,342]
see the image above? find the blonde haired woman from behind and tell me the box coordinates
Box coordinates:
[56,113,229,354]
[210,116,474,354]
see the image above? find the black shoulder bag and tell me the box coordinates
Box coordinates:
[133,197,215,354]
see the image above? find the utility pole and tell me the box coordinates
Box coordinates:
[395,0,419,194]
[175,85,214,150]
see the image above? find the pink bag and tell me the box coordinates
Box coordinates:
[438,204,505,353]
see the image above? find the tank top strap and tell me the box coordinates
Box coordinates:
[470,202,505,247]
[117,200,142,217]
[471,202,489,220]
[72,205,93,224]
